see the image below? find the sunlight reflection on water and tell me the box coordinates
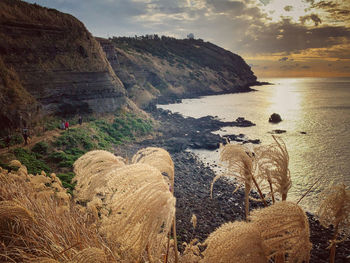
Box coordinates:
[159,78,350,213]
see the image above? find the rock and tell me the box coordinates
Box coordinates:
[0,1,128,122]
[105,36,258,110]
[247,139,261,144]
[269,113,282,123]
[270,129,286,134]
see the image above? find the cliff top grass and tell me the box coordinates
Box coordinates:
[111,36,251,76]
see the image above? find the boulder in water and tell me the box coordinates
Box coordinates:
[269,113,282,123]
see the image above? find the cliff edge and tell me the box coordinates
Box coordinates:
[0,0,129,131]
[98,36,257,108]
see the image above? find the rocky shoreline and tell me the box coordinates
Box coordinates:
[115,107,350,262]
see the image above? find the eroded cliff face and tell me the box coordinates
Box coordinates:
[98,36,258,108]
[0,0,128,131]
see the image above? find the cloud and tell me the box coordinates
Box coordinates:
[300,14,322,26]
[236,18,350,56]
[284,5,293,12]
[258,0,272,6]
[206,0,245,13]
[312,1,350,22]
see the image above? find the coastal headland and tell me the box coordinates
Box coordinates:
[0,1,349,262]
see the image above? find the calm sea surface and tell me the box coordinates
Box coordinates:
[159,78,350,212]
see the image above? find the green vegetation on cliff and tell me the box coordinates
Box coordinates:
[0,112,153,193]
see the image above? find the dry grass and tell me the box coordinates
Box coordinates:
[100,163,176,261]
[250,201,312,263]
[0,142,318,263]
[256,136,292,201]
[71,247,108,263]
[317,184,350,237]
[73,150,126,202]
[201,221,268,263]
[73,149,176,262]
[317,184,350,263]
[213,137,291,220]
[132,147,175,192]
[0,164,114,262]
[213,143,264,218]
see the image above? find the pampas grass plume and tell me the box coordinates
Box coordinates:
[256,136,291,201]
[0,200,35,225]
[71,247,107,263]
[73,150,126,201]
[201,221,267,263]
[132,147,175,191]
[317,184,350,263]
[100,163,175,261]
[249,201,311,263]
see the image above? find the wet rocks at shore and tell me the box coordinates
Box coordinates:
[150,107,258,151]
[115,107,350,262]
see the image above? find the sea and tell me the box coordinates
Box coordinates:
[158,78,350,213]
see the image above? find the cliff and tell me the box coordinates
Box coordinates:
[0,0,258,132]
[0,0,129,132]
[98,36,257,108]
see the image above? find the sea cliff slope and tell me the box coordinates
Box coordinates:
[98,36,258,107]
[0,0,128,130]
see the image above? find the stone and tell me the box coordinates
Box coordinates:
[269,113,282,123]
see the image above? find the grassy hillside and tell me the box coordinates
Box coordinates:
[0,111,153,194]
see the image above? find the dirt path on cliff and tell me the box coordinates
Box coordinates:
[0,125,81,155]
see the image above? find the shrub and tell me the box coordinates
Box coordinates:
[13,148,50,174]
[31,141,49,155]
[48,151,78,168]
[57,172,76,194]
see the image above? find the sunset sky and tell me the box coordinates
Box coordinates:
[25,0,350,78]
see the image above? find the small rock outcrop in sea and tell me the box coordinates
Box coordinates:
[269,113,282,123]
[270,129,286,134]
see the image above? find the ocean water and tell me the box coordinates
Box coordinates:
[158,78,350,212]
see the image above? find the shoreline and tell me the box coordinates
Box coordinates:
[115,107,350,262]
[154,80,272,105]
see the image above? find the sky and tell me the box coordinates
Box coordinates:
[24,0,350,78]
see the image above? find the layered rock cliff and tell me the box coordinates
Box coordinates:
[98,36,257,108]
[0,0,129,131]
[0,0,258,132]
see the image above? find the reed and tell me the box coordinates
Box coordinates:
[317,184,350,263]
